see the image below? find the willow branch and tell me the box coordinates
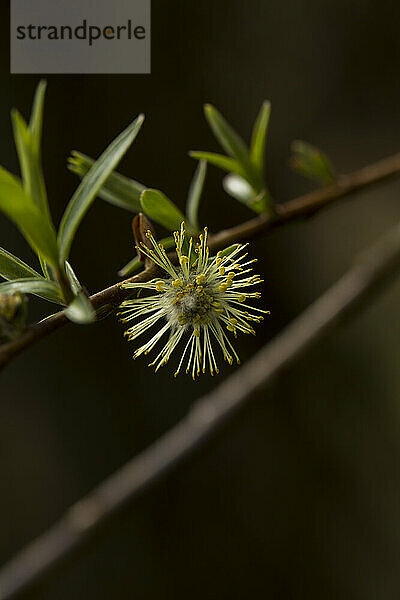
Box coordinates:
[1,151,400,372]
[2,215,400,600]
[209,151,400,247]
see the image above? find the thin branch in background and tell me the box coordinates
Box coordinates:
[1,151,400,373]
[1,217,400,600]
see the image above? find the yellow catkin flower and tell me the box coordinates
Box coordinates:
[119,224,269,378]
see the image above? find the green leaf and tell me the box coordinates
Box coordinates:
[12,85,50,218]
[223,174,256,204]
[12,110,52,276]
[219,244,240,258]
[65,261,82,295]
[223,174,270,214]
[0,167,59,266]
[186,161,207,232]
[140,189,185,232]
[118,256,143,278]
[251,190,270,214]
[290,140,335,185]
[11,111,31,194]
[118,236,175,277]
[250,101,271,174]
[68,151,145,213]
[0,246,42,281]
[12,82,53,279]
[189,152,247,180]
[58,114,145,263]
[29,81,52,278]
[206,244,240,267]
[29,80,47,152]
[204,105,260,189]
[204,105,250,165]
[0,278,62,304]
[11,110,50,241]
[65,291,96,324]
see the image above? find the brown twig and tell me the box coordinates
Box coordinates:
[2,216,400,600]
[209,152,400,248]
[1,151,400,372]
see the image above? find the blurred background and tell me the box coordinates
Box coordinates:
[1,0,400,598]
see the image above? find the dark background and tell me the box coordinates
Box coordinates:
[1,0,400,598]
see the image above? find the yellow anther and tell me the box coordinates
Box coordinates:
[238,294,246,302]
[197,286,203,292]
[155,282,165,292]
[217,251,223,258]
[219,266,225,276]
[227,325,235,332]
[216,258,222,267]
[212,301,221,307]
[196,274,206,285]
[219,284,228,293]
[180,256,189,265]
[172,279,183,288]
[229,318,238,325]
[194,328,200,338]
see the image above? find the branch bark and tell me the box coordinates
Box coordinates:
[1,151,400,372]
[2,214,400,600]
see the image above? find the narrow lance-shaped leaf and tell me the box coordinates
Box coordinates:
[58,114,145,263]
[12,110,53,278]
[0,246,42,281]
[186,161,207,232]
[290,140,336,185]
[29,80,47,152]
[250,101,271,175]
[12,84,50,219]
[204,104,260,189]
[206,244,240,267]
[140,189,186,232]
[29,81,53,279]
[11,111,32,197]
[65,292,96,324]
[118,255,143,277]
[223,174,257,205]
[0,278,63,304]
[65,261,82,295]
[0,167,59,267]
[189,152,248,180]
[223,174,270,214]
[68,151,145,213]
[12,82,53,278]
[204,104,250,166]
